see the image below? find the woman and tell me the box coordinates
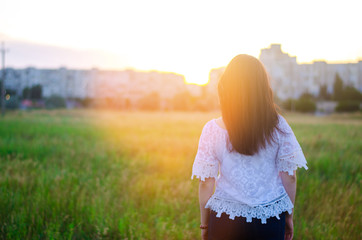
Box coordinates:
[191,54,308,240]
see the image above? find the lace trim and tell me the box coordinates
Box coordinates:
[277,149,308,176]
[205,194,293,224]
[191,159,218,181]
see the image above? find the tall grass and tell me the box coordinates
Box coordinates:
[0,110,361,239]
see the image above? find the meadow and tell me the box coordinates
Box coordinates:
[0,109,361,240]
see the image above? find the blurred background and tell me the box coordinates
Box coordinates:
[1,0,361,113]
[0,1,361,239]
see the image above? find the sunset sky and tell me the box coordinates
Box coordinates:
[1,0,362,85]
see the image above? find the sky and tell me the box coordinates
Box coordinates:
[1,0,362,85]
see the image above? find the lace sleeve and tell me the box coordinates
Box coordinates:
[276,116,308,176]
[191,121,219,181]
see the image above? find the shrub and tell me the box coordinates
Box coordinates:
[295,98,316,113]
[282,98,294,111]
[138,92,160,110]
[341,86,362,101]
[5,95,20,109]
[79,98,94,108]
[335,101,360,112]
[172,91,192,111]
[45,95,66,109]
[22,84,43,100]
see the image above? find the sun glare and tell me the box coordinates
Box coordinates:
[184,71,209,85]
[1,0,361,85]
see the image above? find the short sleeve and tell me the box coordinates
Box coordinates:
[191,121,219,181]
[276,116,308,176]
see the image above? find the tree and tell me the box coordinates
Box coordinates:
[282,98,295,111]
[125,98,131,109]
[318,84,331,100]
[299,92,315,100]
[22,84,43,100]
[172,91,192,111]
[335,101,360,112]
[22,87,30,99]
[341,86,362,101]
[0,83,19,109]
[333,73,344,101]
[45,95,66,109]
[30,84,42,100]
[138,92,160,110]
[295,98,316,113]
[79,97,93,108]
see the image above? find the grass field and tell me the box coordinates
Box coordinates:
[0,110,361,239]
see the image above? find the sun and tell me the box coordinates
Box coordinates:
[183,71,210,85]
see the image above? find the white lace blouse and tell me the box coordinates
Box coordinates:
[191,115,308,224]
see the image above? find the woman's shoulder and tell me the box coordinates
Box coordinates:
[276,114,293,132]
[272,114,295,144]
[199,118,227,138]
[203,118,227,132]
[276,114,287,126]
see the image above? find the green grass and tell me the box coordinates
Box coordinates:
[0,110,361,239]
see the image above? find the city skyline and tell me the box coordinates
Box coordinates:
[2,37,362,86]
[1,0,362,85]
[4,44,362,105]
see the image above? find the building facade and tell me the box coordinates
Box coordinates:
[259,44,362,100]
[4,44,361,105]
[209,44,362,100]
[2,67,192,106]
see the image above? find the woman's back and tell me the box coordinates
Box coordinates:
[192,54,307,240]
[191,114,308,223]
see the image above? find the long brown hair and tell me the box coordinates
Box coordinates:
[218,54,279,155]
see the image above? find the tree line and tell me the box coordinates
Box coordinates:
[1,73,361,112]
[0,82,220,111]
[281,73,362,113]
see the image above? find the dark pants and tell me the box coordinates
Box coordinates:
[208,210,286,240]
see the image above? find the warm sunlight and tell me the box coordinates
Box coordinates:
[1,0,362,84]
[1,1,361,239]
